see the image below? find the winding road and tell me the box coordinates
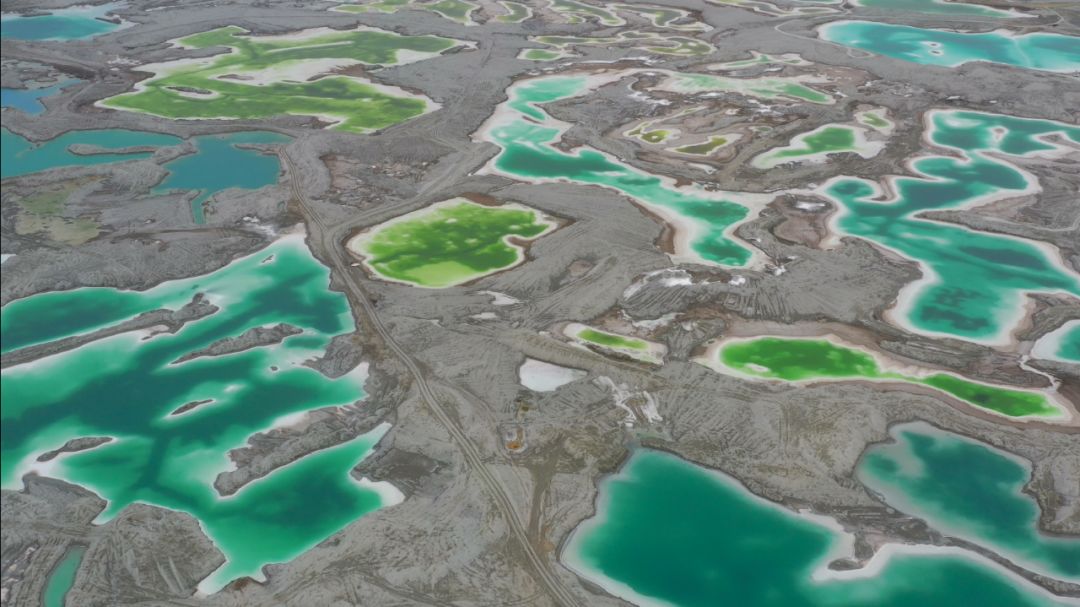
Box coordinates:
[281,151,582,607]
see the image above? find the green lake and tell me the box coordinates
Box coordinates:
[347,199,555,288]
[564,449,1074,607]
[100,25,464,133]
[1,237,400,593]
[712,337,1062,418]
[819,22,1080,72]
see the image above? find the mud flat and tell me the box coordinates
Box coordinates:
[850,0,1024,17]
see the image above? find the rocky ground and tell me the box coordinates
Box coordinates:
[1,0,1078,605]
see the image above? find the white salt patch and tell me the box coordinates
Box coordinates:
[519,358,586,392]
[471,311,498,320]
[623,268,693,298]
[631,312,677,331]
[795,201,827,211]
[481,290,520,305]
[0,254,13,264]
[356,476,405,506]
[728,275,747,286]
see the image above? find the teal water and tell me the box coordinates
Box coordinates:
[860,423,1080,584]
[0,3,125,41]
[1,237,398,592]
[565,449,1071,607]
[42,545,85,607]
[1,128,286,224]
[1,80,80,115]
[819,21,1080,72]
[483,76,758,266]
[821,110,1080,342]
[152,132,288,223]
[1,127,180,180]
[1055,322,1080,362]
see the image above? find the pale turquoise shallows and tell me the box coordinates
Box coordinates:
[1,237,398,593]
[565,449,1071,607]
[1,80,80,115]
[0,3,126,41]
[860,423,1080,584]
[43,546,85,607]
[819,21,1080,73]
[822,110,1080,343]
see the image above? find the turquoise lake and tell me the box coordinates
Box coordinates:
[0,3,126,41]
[1,127,180,180]
[1,79,80,115]
[819,21,1080,72]
[564,449,1073,607]
[821,110,1080,343]
[483,75,759,266]
[43,546,85,607]
[1,128,286,224]
[152,131,288,223]
[1,237,399,592]
[860,423,1080,584]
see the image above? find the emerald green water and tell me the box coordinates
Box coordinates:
[153,131,288,223]
[769,125,856,160]
[102,26,461,133]
[350,200,553,287]
[1,128,286,224]
[819,21,1080,72]
[860,424,1080,583]
[484,76,757,266]
[1,237,397,592]
[715,337,1060,418]
[1,3,125,41]
[42,545,84,607]
[578,328,648,350]
[673,136,730,156]
[565,449,1068,607]
[821,110,1080,343]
